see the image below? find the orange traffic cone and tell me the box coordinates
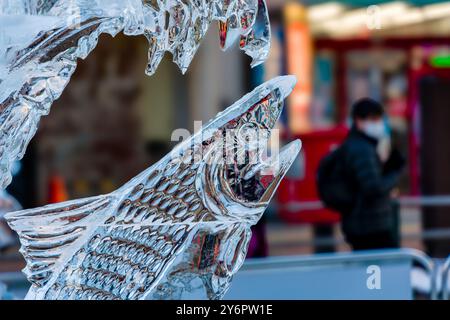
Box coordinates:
[47,175,68,204]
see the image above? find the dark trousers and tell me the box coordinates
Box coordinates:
[346,201,401,251]
[313,224,335,253]
[347,231,400,251]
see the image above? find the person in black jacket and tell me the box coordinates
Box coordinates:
[340,98,405,250]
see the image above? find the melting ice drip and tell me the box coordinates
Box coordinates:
[6,76,300,300]
[0,0,271,189]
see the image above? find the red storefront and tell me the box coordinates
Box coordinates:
[277,36,450,231]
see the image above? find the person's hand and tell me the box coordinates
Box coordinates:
[383,148,406,174]
[390,187,400,199]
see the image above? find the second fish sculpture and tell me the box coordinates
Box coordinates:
[0,0,271,189]
[6,75,301,300]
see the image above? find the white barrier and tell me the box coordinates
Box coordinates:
[225,249,436,300]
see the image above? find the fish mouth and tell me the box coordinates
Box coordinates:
[194,75,300,222]
[254,139,302,203]
[224,140,301,210]
[223,75,299,206]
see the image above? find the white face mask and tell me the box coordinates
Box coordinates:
[363,121,385,140]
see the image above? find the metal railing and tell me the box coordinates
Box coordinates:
[442,255,450,300]
[280,195,450,211]
[277,195,450,245]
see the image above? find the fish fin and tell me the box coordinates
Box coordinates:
[5,194,112,287]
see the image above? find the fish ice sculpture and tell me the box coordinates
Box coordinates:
[0,0,271,189]
[6,76,301,300]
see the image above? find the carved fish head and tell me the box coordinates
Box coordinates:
[169,75,300,224]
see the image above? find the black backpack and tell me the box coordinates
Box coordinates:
[317,146,354,212]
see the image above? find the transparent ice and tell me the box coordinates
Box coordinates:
[6,76,300,300]
[0,0,271,189]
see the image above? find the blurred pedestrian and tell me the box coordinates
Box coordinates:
[318,98,405,251]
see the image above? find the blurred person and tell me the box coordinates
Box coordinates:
[318,98,405,251]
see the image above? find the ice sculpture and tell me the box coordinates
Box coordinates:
[6,76,300,300]
[0,0,271,189]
